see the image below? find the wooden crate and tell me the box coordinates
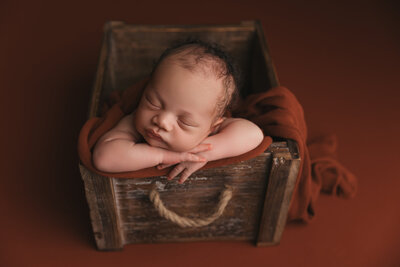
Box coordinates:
[78,20,300,251]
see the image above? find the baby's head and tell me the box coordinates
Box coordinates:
[134,38,241,152]
[150,39,241,119]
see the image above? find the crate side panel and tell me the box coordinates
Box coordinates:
[101,27,255,104]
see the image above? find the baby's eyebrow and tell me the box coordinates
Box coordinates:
[179,110,195,118]
[180,110,199,121]
[148,88,164,106]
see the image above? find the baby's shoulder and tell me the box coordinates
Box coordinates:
[211,117,258,135]
[98,112,141,144]
[210,117,238,135]
[121,112,142,141]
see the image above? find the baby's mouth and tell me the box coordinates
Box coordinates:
[146,129,164,142]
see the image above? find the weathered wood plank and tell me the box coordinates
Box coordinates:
[79,164,124,250]
[254,20,280,88]
[256,141,300,246]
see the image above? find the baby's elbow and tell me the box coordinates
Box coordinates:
[92,144,112,172]
[235,120,264,151]
[251,124,264,147]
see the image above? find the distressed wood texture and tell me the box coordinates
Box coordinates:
[79,164,124,250]
[113,141,298,246]
[80,20,300,250]
[113,152,270,244]
[256,139,300,246]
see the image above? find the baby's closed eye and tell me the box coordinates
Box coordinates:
[178,117,198,128]
[145,95,161,109]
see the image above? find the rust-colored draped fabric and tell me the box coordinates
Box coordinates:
[231,87,357,221]
[77,77,357,222]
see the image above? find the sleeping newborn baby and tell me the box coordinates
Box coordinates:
[92,39,264,184]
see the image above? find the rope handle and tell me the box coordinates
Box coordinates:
[149,184,233,228]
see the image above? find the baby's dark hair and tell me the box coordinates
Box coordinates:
[150,38,241,119]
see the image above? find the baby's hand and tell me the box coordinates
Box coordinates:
[159,143,212,166]
[157,143,212,184]
[159,160,208,184]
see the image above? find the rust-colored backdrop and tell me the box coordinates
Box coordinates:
[1,0,399,266]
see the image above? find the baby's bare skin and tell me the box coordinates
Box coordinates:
[93,56,264,183]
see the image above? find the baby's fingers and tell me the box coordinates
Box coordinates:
[189,143,212,154]
[178,168,194,184]
[167,164,185,180]
[167,165,194,184]
[182,152,206,163]
[157,163,173,170]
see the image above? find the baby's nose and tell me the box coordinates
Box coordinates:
[152,113,173,131]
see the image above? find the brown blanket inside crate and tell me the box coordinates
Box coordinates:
[77,77,357,222]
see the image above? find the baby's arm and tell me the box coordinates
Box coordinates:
[160,118,264,183]
[198,118,264,161]
[92,113,208,173]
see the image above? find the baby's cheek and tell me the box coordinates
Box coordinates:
[136,111,149,128]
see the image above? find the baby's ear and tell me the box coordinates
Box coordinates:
[211,117,224,130]
[213,117,224,125]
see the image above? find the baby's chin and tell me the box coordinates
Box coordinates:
[170,144,201,153]
[141,132,198,152]
[145,137,169,150]
[148,139,194,152]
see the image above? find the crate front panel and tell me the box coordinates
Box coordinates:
[112,153,272,244]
